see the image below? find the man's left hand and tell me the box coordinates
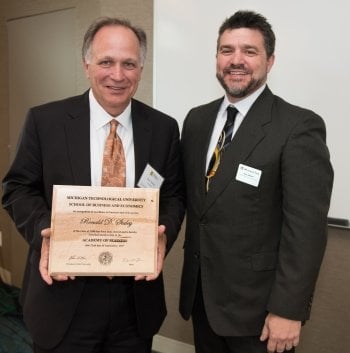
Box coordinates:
[134,225,167,281]
[260,313,301,352]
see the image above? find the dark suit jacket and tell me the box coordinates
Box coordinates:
[2,91,185,349]
[179,86,333,336]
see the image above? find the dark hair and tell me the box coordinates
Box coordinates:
[217,10,275,58]
[82,17,147,65]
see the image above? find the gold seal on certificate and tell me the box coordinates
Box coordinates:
[49,185,159,276]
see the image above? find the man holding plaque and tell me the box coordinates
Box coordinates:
[2,17,185,353]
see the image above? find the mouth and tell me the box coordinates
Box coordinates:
[106,85,127,92]
[223,64,251,77]
[228,70,246,75]
[224,68,249,77]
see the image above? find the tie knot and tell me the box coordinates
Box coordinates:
[109,119,118,134]
[226,106,238,124]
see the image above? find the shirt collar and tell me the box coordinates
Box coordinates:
[89,89,132,131]
[220,84,266,117]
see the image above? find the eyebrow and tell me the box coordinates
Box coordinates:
[97,55,139,62]
[97,55,115,61]
[219,44,260,52]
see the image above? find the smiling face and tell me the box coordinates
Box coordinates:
[83,25,143,116]
[216,28,275,103]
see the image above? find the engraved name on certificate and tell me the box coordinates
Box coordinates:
[49,185,159,276]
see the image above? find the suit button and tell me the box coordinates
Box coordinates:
[194,252,200,259]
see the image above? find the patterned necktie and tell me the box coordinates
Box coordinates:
[101,120,126,187]
[205,106,238,191]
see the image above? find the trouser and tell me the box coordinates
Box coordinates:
[34,277,152,353]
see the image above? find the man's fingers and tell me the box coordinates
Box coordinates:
[285,342,294,351]
[39,229,74,284]
[41,228,51,238]
[39,237,52,284]
[260,323,269,342]
[158,224,166,236]
[134,225,167,282]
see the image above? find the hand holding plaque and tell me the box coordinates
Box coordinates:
[49,185,159,276]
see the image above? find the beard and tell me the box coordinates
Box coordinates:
[216,65,266,99]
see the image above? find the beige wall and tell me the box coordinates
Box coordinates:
[0,0,99,287]
[298,227,350,353]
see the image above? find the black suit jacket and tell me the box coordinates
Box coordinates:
[2,91,185,349]
[179,86,333,336]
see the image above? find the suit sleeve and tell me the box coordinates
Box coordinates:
[158,120,186,253]
[267,112,333,320]
[2,109,51,252]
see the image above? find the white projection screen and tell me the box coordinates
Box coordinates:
[154,0,350,225]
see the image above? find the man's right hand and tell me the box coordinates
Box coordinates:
[39,228,75,285]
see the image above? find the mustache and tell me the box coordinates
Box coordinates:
[223,64,250,74]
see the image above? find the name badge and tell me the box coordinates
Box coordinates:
[235,164,262,187]
[137,163,164,189]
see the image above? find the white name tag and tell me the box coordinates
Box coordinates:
[137,163,164,189]
[235,164,262,187]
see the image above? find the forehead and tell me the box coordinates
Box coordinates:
[219,27,265,48]
[91,25,140,58]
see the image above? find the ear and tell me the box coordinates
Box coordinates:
[267,54,275,73]
[138,66,144,82]
[83,59,90,79]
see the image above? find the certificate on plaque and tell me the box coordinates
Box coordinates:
[49,185,159,276]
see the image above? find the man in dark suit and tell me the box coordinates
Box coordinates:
[2,17,185,353]
[179,11,333,353]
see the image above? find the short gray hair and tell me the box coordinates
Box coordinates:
[82,17,147,66]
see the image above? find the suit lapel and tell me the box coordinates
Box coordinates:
[64,91,91,186]
[131,100,152,186]
[191,99,223,208]
[203,87,274,214]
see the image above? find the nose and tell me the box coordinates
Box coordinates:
[229,51,244,66]
[109,63,124,80]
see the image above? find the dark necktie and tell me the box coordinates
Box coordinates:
[205,106,238,191]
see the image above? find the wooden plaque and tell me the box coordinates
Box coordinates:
[49,185,159,276]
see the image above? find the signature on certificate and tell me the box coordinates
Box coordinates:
[122,257,143,263]
[68,255,87,261]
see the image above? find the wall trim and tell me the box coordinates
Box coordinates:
[153,335,195,353]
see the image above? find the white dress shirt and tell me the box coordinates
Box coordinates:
[205,84,267,172]
[89,90,135,187]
